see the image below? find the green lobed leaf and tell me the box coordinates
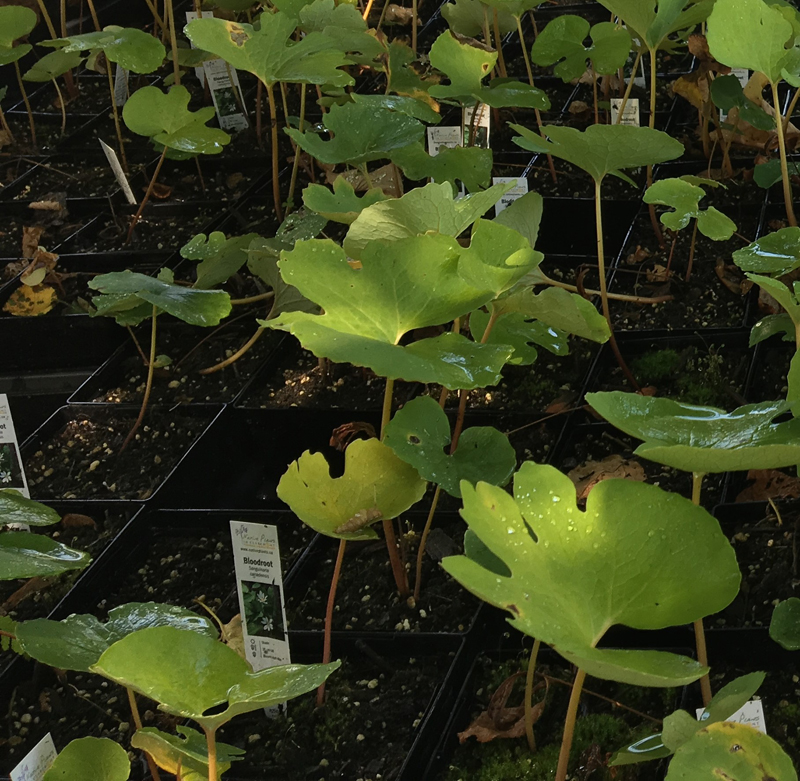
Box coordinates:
[470,309,568,363]
[707,0,795,83]
[303,177,388,224]
[181,232,260,289]
[476,78,550,110]
[441,0,516,38]
[428,31,497,102]
[587,392,800,472]
[24,50,83,82]
[0,490,60,527]
[511,123,684,183]
[391,142,493,193]
[41,27,166,73]
[644,178,736,240]
[443,462,740,686]
[89,270,232,326]
[0,6,36,66]
[0,614,20,654]
[665,722,797,780]
[17,602,217,672]
[0,532,89,580]
[298,0,385,60]
[386,40,438,100]
[277,437,426,538]
[770,597,800,650]
[733,227,800,276]
[43,737,129,781]
[352,93,441,124]
[286,101,424,166]
[384,396,516,497]
[92,626,341,732]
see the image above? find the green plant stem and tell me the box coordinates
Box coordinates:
[555,667,586,781]
[143,0,166,36]
[86,0,101,30]
[317,537,346,706]
[287,84,307,208]
[482,5,492,51]
[615,48,642,125]
[204,727,217,781]
[772,80,797,227]
[524,638,541,752]
[265,82,284,221]
[127,145,167,243]
[200,326,265,374]
[0,105,16,146]
[165,0,181,87]
[120,307,158,453]
[594,179,639,391]
[647,49,664,246]
[785,86,800,133]
[14,62,36,149]
[36,0,58,37]
[105,58,129,173]
[538,272,672,304]
[51,78,66,136]
[691,471,712,707]
[493,10,507,78]
[360,164,375,189]
[127,687,162,781]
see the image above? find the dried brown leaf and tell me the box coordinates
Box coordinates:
[330,421,378,451]
[672,72,708,110]
[21,225,44,259]
[646,263,671,283]
[221,613,246,659]
[384,3,416,24]
[568,454,646,502]
[60,513,97,530]
[335,507,382,534]
[150,182,173,200]
[625,245,651,265]
[736,469,800,502]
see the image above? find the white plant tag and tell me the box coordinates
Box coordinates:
[611,97,640,126]
[203,58,249,131]
[462,103,490,148]
[492,177,528,215]
[427,126,461,156]
[10,733,57,781]
[720,68,750,121]
[113,64,129,107]
[0,394,29,499]
[186,11,214,84]
[99,140,136,205]
[696,700,767,734]
[230,521,290,713]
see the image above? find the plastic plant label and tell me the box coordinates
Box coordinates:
[720,68,750,121]
[203,57,248,132]
[697,700,767,734]
[113,63,129,106]
[186,11,213,83]
[462,103,490,148]
[427,126,461,156]
[10,732,57,781]
[230,520,290,715]
[492,177,528,215]
[0,394,29,499]
[99,140,136,205]
[611,98,640,126]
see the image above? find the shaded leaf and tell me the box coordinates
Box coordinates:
[0,6,36,66]
[470,308,568,364]
[0,490,60,527]
[733,227,800,277]
[392,142,493,192]
[770,597,800,650]
[181,231,260,289]
[0,532,89,580]
[43,737,129,781]
[23,50,83,82]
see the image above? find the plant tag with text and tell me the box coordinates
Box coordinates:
[99,140,137,205]
[611,98,640,127]
[203,58,249,131]
[186,11,214,83]
[696,700,767,734]
[10,733,57,781]
[0,394,29,499]
[427,126,461,156]
[462,103,490,148]
[492,177,528,215]
[113,64,129,107]
[230,521,290,691]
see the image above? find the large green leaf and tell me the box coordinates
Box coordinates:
[532,16,632,82]
[0,6,36,66]
[181,232,260,290]
[302,177,389,224]
[391,143,493,193]
[510,123,683,184]
[89,270,232,326]
[0,490,60,527]
[493,191,543,249]
[746,273,800,327]
[470,309,568,363]
[92,626,341,732]
[384,396,516,497]
[352,93,441,124]
[733,227,800,276]
[587,392,800,472]
[441,0,515,38]
[277,437,426,539]
[41,27,166,73]
[131,726,244,780]
[298,0,385,61]
[286,101,424,166]
[428,30,496,102]
[43,737,129,781]
[644,178,736,240]
[770,597,800,650]
[122,86,230,155]
[0,532,89,580]
[707,0,794,83]
[666,722,797,780]
[185,12,353,87]
[443,462,740,686]
[498,286,610,343]
[24,50,83,82]
[344,181,512,259]
[17,602,217,672]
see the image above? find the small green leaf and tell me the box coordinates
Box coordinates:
[441,0,515,38]
[41,27,166,73]
[278,437,426,538]
[384,396,516,497]
[0,532,89,580]
[391,142,493,193]
[470,309,567,363]
[386,40,438,101]
[753,158,800,188]
[477,78,550,110]
[17,602,217,672]
[711,74,774,131]
[587,392,800,472]
[0,490,60,527]
[303,177,388,224]
[24,50,83,82]
[43,737,129,781]
[663,710,704,752]
[123,86,230,155]
[286,101,424,166]
[428,31,496,102]
[442,462,740,686]
[0,6,36,66]
[666,722,797,781]
[734,228,800,276]
[770,597,800,650]
[749,313,794,346]
[644,178,736,240]
[701,672,768,726]
[181,232,260,289]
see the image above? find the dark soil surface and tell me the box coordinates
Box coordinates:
[24,409,214,500]
[3,158,123,201]
[0,207,84,258]
[747,342,793,404]
[287,517,480,633]
[441,647,678,781]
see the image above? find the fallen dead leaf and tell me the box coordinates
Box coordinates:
[60,513,97,530]
[29,199,64,212]
[150,182,173,200]
[736,469,800,502]
[329,162,404,197]
[715,258,752,296]
[330,421,378,451]
[384,3,416,24]
[221,614,246,660]
[21,225,44,258]
[545,390,579,415]
[1,576,50,612]
[567,100,591,121]
[226,172,244,189]
[625,245,651,265]
[646,263,671,283]
[568,454,646,502]
[20,247,58,287]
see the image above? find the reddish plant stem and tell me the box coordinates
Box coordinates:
[317,538,347,706]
